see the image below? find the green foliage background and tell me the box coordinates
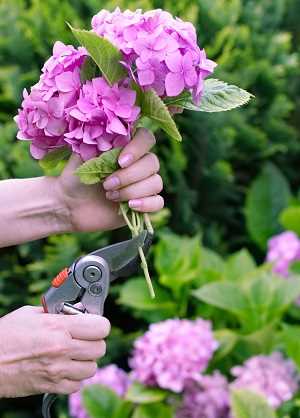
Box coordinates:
[0,0,300,417]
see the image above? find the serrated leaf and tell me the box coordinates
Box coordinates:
[183,79,253,112]
[231,389,276,418]
[125,382,167,404]
[39,147,71,170]
[75,148,121,184]
[141,89,182,142]
[132,403,173,418]
[69,24,127,85]
[80,56,97,83]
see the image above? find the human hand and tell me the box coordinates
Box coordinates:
[55,128,164,233]
[0,306,110,397]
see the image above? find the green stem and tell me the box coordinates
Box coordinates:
[144,213,154,234]
[138,246,155,299]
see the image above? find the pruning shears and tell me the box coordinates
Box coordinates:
[41,231,152,418]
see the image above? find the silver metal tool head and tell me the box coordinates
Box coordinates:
[91,231,153,281]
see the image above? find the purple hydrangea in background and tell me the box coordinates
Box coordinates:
[266,231,300,277]
[91,8,216,102]
[230,352,299,408]
[69,364,130,418]
[14,41,86,159]
[129,318,218,393]
[176,372,230,418]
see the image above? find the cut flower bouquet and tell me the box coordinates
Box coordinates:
[15,8,252,296]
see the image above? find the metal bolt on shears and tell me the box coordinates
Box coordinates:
[41,231,152,418]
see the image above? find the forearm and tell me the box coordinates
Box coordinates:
[0,177,71,247]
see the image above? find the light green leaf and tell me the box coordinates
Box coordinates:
[279,206,300,236]
[192,281,248,317]
[75,148,121,184]
[82,384,131,418]
[69,25,127,85]
[214,329,239,361]
[181,79,253,112]
[118,278,176,313]
[281,324,300,372]
[245,163,291,249]
[39,147,71,170]
[225,249,256,281]
[141,89,182,142]
[125,382,167,404]
[155,232,202,292]
[80,56,97,83]
[231,389,276,418]
[132,403,173,418]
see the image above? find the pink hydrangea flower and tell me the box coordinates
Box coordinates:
[65,77,140,160]
[91,8,216,102]
[129,318,218,393]
[14,41,86,159]
[266,231,300,277]
[231,352,299,408]
[69,365,130,418]
[176,372,230,418]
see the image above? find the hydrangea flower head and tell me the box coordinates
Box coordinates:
[266,231,300,277]
[230,352,299,408]
[14,42,86,159]
[176,372,230,418]
[65,77,140,160]
[129,318,218,393]
[69,365,130,418]
[91,8,216,102]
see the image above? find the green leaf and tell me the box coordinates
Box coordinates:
[69,25,127,85]
[125,382,167,404]
[132,403,173,418]
[154,232,202,292]
[82,384,130,418]
[80,56,97,83]
[39,147,71,170]
[225,249,256,281]
[75,148,121,184]
[281,324,300,372]
[118,278,176,313]
[141,89,182,142]
[214,329,239,361]
[245,163,291,249]
[192,281,248,317]
[231,389,276,418]
[182,79,253,112]
[279,206,300,236]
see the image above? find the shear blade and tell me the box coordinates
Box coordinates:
[91,231,152,281]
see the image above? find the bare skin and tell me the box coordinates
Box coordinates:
[0,128,163,397]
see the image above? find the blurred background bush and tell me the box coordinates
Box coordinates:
[1,0,300,417]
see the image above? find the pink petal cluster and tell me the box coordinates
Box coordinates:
[266,231,300,277]
[129,318,218,393]
[176,372,230,418]
[91,8,216,102]
[230,352,299,408]
[14,41,87,159]
[69,365,130,418]
[65,77,140,160]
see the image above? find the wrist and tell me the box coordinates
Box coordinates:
[48,176,73,234]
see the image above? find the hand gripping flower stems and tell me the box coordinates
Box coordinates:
[15,8,253,296]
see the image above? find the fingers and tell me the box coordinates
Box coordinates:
[118,128,156,168]
[70,340,106,361]
[106,174,163,202]
[64,360,97,381]
[129,195,164,212]
[103,153,160,191]
[63,315,111,341]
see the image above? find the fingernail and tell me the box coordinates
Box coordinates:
[119,153,133,168]
[129,199,142,209]
[106,191,120,200]
[103,176,120,190]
